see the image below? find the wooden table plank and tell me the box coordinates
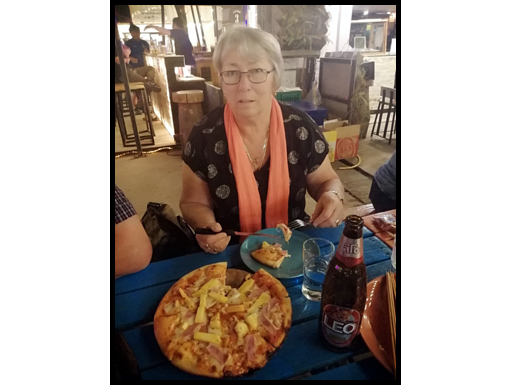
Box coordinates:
[116,282,174,331]
[115,237,391,330]
[115,255,392,330]
[138,317,368,380]
[120,259,393,371]
[115,226,392,380]
[116,278,308,331]
[115,249,243,296]
[297,223,374,241]
[366,259,393,282]
[300,356,394,380]
[115,227,375,296]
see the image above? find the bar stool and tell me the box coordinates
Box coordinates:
[115,82,155,147]
[370,86,397,145]
[171,90,204,145]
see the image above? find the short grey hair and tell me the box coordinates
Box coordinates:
[212,26,284,91]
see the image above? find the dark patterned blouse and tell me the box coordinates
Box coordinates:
[182,101,328,235]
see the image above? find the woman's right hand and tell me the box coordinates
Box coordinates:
[195,222,231,254]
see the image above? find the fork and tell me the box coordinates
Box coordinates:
[287,219,311,230]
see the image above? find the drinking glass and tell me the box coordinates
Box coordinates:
[302,238,336,301]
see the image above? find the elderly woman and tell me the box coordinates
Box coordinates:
[180,26,345,254]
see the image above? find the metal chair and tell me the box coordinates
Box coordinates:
[371,87,397,144]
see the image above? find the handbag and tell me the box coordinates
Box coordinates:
[141,202,201,262]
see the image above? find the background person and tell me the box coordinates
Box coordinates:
[114,40,161,114]
[145,18,196,73]
[369,151,396,212]
[125,24,150,69]
[125,24,158,115]
[179,26,345,254]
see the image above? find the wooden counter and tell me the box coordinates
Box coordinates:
[144,53,207,143]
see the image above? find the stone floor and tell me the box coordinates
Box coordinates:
[114,115,396,219]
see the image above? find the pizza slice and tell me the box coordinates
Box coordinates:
[250,241,290,269]
[248,269,292,348]
[276,223,292,243]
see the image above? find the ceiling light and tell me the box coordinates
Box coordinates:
[363,11,368,15]
[387,12,390,14]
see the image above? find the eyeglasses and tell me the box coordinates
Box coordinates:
[220,68,274,85]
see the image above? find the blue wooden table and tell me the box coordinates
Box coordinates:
[115,224,395,380]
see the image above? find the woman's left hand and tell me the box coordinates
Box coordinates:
[309,191,345,228]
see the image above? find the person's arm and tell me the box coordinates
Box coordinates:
[306,157,345,227]
[179,163,231,253]
[114,56,130,64]
[144,25,172,36]
[115,42,131,64]
[121,42,131,57]
[115,215,152,278]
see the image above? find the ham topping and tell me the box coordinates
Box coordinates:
[246,334,256,362]
[228,321,238,345]
[260,313,278,335]
[206,343,227,365]
[262,299,282,329]
[182,323,203,338]
[248,285,269,300]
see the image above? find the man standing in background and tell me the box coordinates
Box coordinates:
[145,18,196,73]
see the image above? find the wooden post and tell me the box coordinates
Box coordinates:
[190,6,201,50]
[115,16,143,157]
[161,5,165,45]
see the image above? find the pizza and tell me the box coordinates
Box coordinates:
[276,223,292,243]
[153,262,292,378]
[250,241,290,268]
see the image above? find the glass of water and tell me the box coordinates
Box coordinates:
[302,238,336,301]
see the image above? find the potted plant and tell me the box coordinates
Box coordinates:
[348,68,371,139]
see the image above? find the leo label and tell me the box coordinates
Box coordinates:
[335,237,363,267]
[321,305,361,348]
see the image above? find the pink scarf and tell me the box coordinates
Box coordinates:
[224,97,290,232]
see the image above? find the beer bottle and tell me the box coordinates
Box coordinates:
[319,215,367,352]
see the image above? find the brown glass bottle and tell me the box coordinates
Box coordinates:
[318,215,367,352]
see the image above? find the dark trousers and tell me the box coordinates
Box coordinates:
[369,180,396,213]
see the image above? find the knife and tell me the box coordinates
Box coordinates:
[195,227,283,239]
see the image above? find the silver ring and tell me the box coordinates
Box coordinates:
[205,243,210,250]
[335,218,341,226]
[213,248,218,253]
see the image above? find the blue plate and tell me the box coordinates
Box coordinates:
[240,228,310,279]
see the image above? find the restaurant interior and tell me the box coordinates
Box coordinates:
[114,4,396,216]
[114,5,397,380]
